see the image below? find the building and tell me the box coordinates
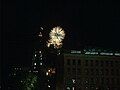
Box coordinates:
[59,49,120,90]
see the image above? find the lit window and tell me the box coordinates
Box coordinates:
[40,54,42,57]
[39,51,41,53]
[72,87,75,90]
[40,63,42,65]
[34,67,36,69]
[48,69,51,72]
[48,85,50,88]
[34,63,36,65]
[46,72,48,76]
[72,79,75,83]
[35,54,37,57]
[66,87,70,90]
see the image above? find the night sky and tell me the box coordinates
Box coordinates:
[3,0,120,65]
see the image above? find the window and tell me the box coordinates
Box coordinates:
[101,78,104,84]
[90,78,94,84]
[100,61,104,67]
[72,59,76,65]
[106,78,110,85]
[85,60,88,66]
[105,69,109,75]
[105,60,109,66]
[90,60,93,66]
[95,60,99,66]
[117,78,120,85]
[95,69,99,75]
[72,68,76,73]
[78,59,81,65]
[111,69,114,76]
[111,78,115,85]
[77,68,81,75]
[100,69,104,75]
[116,69,119,76]
[85,69,89,75]
[115,61,119,66]
[67,68,70,74]
[90,69,94,75]
[67,59,71,65]
[110,61,113,67]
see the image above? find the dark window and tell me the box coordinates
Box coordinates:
[111,69,114,75]
[117,78,120,85]
[100,61,104,67]
[101,78,104,84]
[105,60,109,66]
[95,60,99,66]
[90,69,94,75]
[78,59,81,65]
[111,78,115,85]
[110,61,113,67]
[85,69,89,75]
[72,59,76,65]
[90,60,93,66]
[95,69,99,75]
[77,68,81,75]
[67,59,71,65]
[90,78,94,84]
[105,69,109,75]
[115,61,119,66]
[67,68,70,74]
[100,69,104,75]
[116,69,119,76]
[85,60,88,66]
[106,78,110,85]
[72,68,76,73]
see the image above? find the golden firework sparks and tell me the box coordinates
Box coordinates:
[47,26,65,49]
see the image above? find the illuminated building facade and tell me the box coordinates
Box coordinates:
[62,49,120,90]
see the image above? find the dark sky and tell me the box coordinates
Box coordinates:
[3,0,120,64]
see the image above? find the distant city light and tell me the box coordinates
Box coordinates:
[48,69,51,72]
[48,85,51,88]
[46,72,49,76]
[39,51,41,53]
[72,87,75,90]
[100,52,113,55]
[66,87,70,90]
[34,63,36,65]
[115,53,120,56]
[85,52,98,55]
[40,27,43,30]
[72,79,75,83]
[35,54,37,57]
[71,50,81,54]
[34,67,36,69]
[40,63,42,65]
[38,32,42,37]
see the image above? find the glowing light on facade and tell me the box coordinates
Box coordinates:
[115,53,120,56]
[47,26,65,49]
[48,85,51,88]
[100,52,113,55]
[46,72,49,76]
[34,63,36,66]
[71,50,81,54]
[85,52,98,55]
